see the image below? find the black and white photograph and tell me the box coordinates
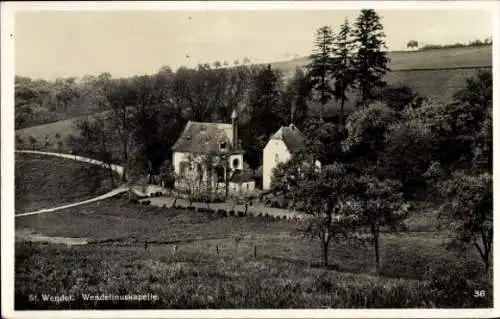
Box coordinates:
[1,1,498,317]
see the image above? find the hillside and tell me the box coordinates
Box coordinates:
[15,153,115,213]
[271,45,492,79]
[272,45,492,118]
[15,45,492,143]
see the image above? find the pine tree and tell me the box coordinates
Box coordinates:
[307,26,335,121]
[352,9,390,105]
[332,18,356,128]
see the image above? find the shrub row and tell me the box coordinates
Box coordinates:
[149,192,163,197]
[170,204,293,221]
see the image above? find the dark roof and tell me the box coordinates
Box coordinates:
[229,169,254,183]
[172,121,242,154]
[270,124,307,154]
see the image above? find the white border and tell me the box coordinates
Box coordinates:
[2,1,500,318]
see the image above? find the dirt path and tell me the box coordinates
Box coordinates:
[15,149,125,178]
[15,187,128,218]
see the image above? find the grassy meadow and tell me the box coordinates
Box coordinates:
[15,153,115,213]
[15,196,492,309]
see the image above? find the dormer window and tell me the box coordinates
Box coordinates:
[219,142,227,151]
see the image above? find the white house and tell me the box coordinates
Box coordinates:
[171,110,255,197]
[262,123,320,190]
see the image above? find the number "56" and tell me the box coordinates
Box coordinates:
[474,290,486,298]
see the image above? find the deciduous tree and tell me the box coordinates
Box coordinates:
[351,175,407,272]
[442,172,493,272]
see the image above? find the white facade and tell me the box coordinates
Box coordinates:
[262,139,292,190]
[173,151,249,194]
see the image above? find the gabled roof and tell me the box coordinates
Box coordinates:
[270,124,307,154]
[172,121,239,154]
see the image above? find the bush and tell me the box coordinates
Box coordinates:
[177,205,186,210]
[228,210,235,216]
[187,206,196,211]
[258,212,263,218]
[197,207,206,213]
[217,209,227,217]
[237,211,245,217]
[428,272,492,307]
[207,208,215,214]
[129,199,139,204]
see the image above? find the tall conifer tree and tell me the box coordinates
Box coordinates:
[307,26,335,121]
[352,9,390,105]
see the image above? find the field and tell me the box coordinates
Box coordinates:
[15,153,115,213]
[14,45,493,150]
[272,45,492,78]
[15,197,492,309]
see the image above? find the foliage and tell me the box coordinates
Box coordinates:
[307,26,336,119]
[281,67,310,128]
[382,118,435,192]
[418,38,492,51]
[350,175,407,272]
[351,9,391,104]
[158,160,176,189]
[331,19,357,126]
[302,118,345,165]
[441,171,493,271]
[373,84,423,112]
[406,40,419,50]
[342,102,396,165]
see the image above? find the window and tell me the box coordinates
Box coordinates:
[196,163,203,179]
[275,153,280,163]
[179,161,190,178]
[232,158,240,169]
[219,142,227,151]
[215,165,225,183]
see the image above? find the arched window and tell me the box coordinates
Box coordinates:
[232,158,240,169]
[275,153,280,163]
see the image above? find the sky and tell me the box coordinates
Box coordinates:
[14,8,493,80]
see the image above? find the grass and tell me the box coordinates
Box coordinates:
[15,239,492,309]
[15,115,88,152]
[272,45,492,79]
[15,153,115,213]
[16,198,491,300]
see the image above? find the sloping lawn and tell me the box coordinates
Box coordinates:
[15,153,116,213]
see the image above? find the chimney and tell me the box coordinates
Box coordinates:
[231,109,238,149]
